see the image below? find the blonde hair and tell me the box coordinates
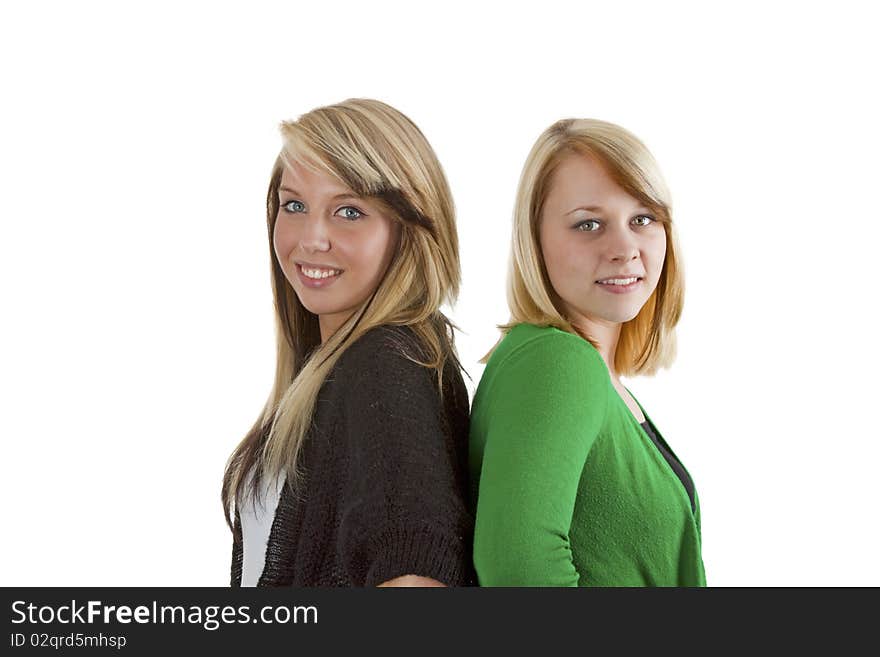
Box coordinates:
[487,118,684,376]
[222,99,462,528]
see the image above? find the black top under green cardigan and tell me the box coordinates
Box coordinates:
[230,324,475,587]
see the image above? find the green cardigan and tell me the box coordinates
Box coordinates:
[469,323,706,586]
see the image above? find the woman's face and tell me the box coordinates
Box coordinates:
[274,160,399,341]
[539,152,666,329]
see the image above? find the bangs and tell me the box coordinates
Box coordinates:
[561,141,672,224]
[279,117,391,198]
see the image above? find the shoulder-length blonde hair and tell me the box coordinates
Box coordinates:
[489,118,684,376]
[222,99,461,529]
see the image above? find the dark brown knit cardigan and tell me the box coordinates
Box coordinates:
[230,324,475,587]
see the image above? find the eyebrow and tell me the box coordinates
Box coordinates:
[565,204,652,215]
[566,205,604,215]
[278,186,363,202]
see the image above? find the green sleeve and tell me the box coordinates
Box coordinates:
[473,333,609,586]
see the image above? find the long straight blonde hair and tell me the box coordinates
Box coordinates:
[488,118,684,376]
[222,99,462,529]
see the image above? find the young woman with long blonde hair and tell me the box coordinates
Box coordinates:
[223,99,474,587]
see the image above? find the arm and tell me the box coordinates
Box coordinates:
[473,334,609,586]
[338,330,473,587]
[378,575,446,587]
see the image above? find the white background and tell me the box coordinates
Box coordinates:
[2,0,877,586]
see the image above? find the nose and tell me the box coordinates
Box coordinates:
[606,223,639,263]
[299,216,331,254]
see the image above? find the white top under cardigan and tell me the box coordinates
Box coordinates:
[238,468,284,587]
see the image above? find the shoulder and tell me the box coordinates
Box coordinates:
[472,323,611,423]
[335,324,430,379]
[335,325,463,452]
[331,325,455,414]
[486,323,608,384]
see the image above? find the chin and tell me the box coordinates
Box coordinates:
[598,304,644,324]
[293,293,335,317]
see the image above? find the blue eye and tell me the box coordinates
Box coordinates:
[575,219,601,232]
[337,206,363,220]
[282,200,306,213]
[633,215,655,226]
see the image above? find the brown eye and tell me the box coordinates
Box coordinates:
[633,215,654,226]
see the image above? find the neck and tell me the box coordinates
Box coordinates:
[570,316,622,383]
[318,314,344,345]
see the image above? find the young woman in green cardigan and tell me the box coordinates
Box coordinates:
[469,119,706,586]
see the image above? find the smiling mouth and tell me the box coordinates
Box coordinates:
[596,276,643,286]
[297,264,343,280]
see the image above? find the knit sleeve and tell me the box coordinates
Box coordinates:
[230,509,243,588]
[473,333,609,586]
[337,330,474,587]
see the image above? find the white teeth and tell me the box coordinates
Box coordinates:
[301,267,341,279]
[598,277,639,285]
